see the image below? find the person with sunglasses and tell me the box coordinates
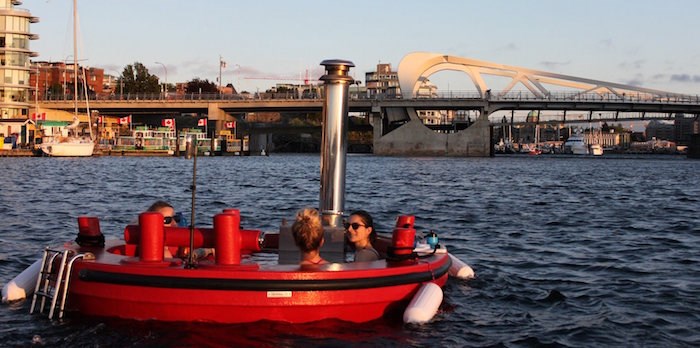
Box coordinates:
[146,200,181,258]
[291,207,328,266]
[147,201,181,227]
[146,201,213,260]
[345,210,380,262]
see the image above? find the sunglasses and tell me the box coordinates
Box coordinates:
[164,212,183,225]
[344,222,366,230]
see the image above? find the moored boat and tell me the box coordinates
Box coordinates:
[114,126,177,152]
[41,0,94,157]
[563,133,588,155]
[114,126,220,154]
[40,137,95,157]
[528,147,542,156]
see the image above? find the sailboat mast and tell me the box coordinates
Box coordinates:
[73,0,78,117]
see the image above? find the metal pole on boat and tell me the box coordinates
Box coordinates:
[185,134,197,268]
[318,59,354,228]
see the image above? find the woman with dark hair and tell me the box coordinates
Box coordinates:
[345,210,380,262]
[291,207,328,265]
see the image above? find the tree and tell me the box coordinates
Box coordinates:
[185,78,218,94]
[117,62,160,94]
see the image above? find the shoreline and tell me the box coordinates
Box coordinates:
[0,149,693,158]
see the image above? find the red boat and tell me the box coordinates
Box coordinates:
[39,214,453,323]
[9,60,474,324]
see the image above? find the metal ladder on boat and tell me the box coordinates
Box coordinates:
[29,247,92,320]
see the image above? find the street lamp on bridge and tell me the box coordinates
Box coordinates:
[155,61,168,98]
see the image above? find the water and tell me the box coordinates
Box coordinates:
[1,154,699,347]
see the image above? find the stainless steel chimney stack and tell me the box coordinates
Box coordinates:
[319,59,355,228]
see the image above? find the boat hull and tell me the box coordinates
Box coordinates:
[41,141,94,157]
[64,240,450,323]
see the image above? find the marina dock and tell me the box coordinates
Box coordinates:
[0,149,37,157]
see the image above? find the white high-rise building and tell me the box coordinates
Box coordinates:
[0,0,38,119]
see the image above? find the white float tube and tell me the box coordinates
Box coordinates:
[403,282,443,324]
[448,253,475,279]
[2,258,42,303]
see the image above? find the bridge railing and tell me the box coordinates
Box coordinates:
[361,90,700,104]
[38,90,700,105]
[40,92,325,102]
[491,91,700,104]
[423,90,700,104]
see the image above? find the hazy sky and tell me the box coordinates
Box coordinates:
[25,0,700,95]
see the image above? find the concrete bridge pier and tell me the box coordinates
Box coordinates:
[207,104,232,137]
[371,107,493,157]
[248,133,271,155]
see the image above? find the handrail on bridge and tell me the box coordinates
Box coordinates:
[37,90,700,105]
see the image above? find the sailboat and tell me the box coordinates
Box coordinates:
[40,0,94,157]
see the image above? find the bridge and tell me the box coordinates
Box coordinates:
[37,52,700,156]
[38,90,700,117]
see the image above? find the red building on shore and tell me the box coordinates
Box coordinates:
[29,61,105,100]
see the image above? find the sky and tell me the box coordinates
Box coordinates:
[24,0,700,96]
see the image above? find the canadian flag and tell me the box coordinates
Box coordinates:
[162,118,175,128]
[97,116,105,124]
[197,118,207,126]
[225,121,236,129]
[32,113,47,121]
[119,115,132,125]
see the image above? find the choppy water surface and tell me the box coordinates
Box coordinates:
[1,154,699,347]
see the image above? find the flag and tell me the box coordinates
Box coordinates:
[198,118,207,127]
[225,121,236,129]
[32,113,46,121]
[162,118,175,128]
[97,116,105,124]
[220,59,227,69]
[119,116,132,125]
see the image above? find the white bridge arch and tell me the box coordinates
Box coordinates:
[397,52,683,100]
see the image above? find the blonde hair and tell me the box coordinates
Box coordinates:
[291,208,324,253]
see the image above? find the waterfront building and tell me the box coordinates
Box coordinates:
[645,120,675,142]
[103,73,119,96]
[418,110,445,126]
[0,0,39,119]
[0,117,34,146]
[673,114,699,145]
[29,61,105,100]
[365,63,400,98]
[642,115,698,146]
[584,129,631,149]
[415,77,438,98]
[415,78,442,125]
[413,74,473,130]
[175,82,187,96]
